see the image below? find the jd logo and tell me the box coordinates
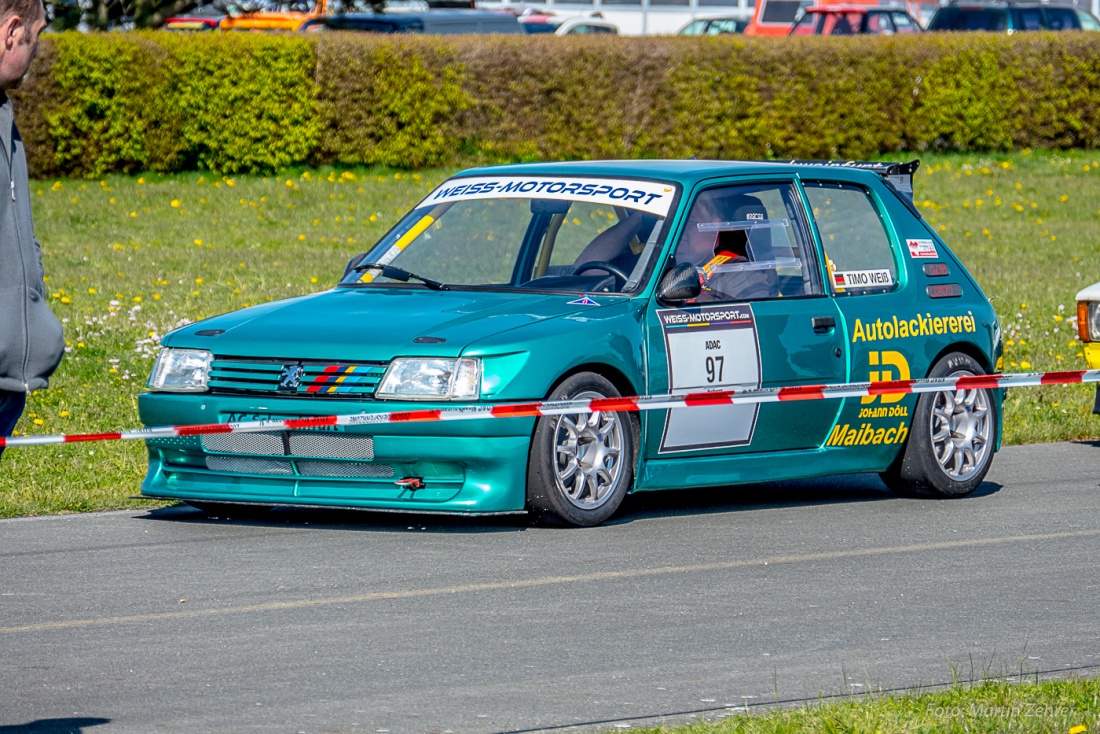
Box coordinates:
[278,364,305,391]
[862,351,910,405]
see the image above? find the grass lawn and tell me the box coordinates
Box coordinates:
[0,150,1097,517]
[631,678,1100,734]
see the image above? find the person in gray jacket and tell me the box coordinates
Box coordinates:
[0,0,56,459]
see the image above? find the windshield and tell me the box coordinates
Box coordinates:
[340,175,678,294]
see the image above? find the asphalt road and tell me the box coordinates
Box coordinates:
[2,441,1099,734]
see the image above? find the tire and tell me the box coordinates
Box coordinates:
[880,352,997,499]
[185,501,272,519]
[526,372,639,527]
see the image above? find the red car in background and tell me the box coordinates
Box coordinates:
[790,5,922,33]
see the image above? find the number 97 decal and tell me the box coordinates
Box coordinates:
[657,304,762,453]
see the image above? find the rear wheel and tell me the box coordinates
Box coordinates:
[880,352,996,498]
[526,372,638,527]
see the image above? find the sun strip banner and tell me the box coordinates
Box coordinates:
[2,369,1098,449]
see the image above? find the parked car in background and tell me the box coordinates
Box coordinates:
[303,9,522,33]
[676,14,748,34]
[1077,282,1100,415]
[518,12,619,33]
[220,0,325,31]
[927,1,1100,31]
[163,4,224,29]
[745,0,921,34]
[790,5,922,34]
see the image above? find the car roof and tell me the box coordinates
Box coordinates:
[454,159,894,190]
[332,10,515,20]
[804,6,874,14]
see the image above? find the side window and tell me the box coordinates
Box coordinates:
[1077,9,1100,30]
[1015,8,1043,30]
[673,182,821,302]
[803,182,898,296]
[891,12,918,33]
[865,12,892,33]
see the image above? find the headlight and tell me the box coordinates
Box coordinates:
[1078,301,1100,342]
[147,348,213,392]
[376,358,481,400]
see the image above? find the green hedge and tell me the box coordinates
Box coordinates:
[12,31,1100,177]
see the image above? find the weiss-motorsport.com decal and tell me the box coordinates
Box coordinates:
[657,303,761,453]
[421,176,677,217]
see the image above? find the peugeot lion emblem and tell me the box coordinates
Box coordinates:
[277,364,305,391]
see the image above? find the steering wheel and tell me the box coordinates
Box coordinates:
[572,261,630,287]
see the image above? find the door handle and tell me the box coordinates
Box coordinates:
[812,316,836,333]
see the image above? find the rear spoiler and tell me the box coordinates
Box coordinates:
[787,159,920,203]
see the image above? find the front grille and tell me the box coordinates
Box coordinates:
[202,455,393,479]
[208,358,388,398]
[202,432,284,456]
[288,433,374,459]
[205,456,294,475]
[296,461,395,479]
[201,431,375,460]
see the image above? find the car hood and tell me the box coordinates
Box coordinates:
[165,287,624,361]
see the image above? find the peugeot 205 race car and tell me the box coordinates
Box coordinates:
[139,160,1003,526]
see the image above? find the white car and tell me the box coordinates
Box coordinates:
[1076,281,1100,414]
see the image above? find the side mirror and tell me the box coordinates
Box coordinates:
[657,262,701,304]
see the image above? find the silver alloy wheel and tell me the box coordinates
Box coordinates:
[552,390,626,510]
[929,370,991,482]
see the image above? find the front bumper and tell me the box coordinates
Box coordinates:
[138,392,535,513]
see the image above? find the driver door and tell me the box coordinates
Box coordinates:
[643,179,848,458]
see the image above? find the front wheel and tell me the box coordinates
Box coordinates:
[880,352,997,498]
[526,372,639,527]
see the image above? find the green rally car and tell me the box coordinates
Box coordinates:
[139,160,1004,526]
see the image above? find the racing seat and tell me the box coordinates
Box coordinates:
[572,211,655,278]
[703,201,779,301]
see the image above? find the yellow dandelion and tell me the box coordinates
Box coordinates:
[137,177,145,185]
[194,239,203,246]
[60,411,69,418]
[60,296,70,304]
[195,278,203,285]
[1059,194,1069,202]
[170,199,180,208]
[33,418,43,426]
[298,234,306,241]
[88,288,96,295]
[153,294,161,301]
[77,342,85,348]
[133,296,142,303]
[310,277,318,283]
[70,197,78,204]
[1021,360,1032,369]
[130,211,138,218]
[1006,339,1014,346]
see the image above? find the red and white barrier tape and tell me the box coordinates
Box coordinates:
[2,369,1098,449]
